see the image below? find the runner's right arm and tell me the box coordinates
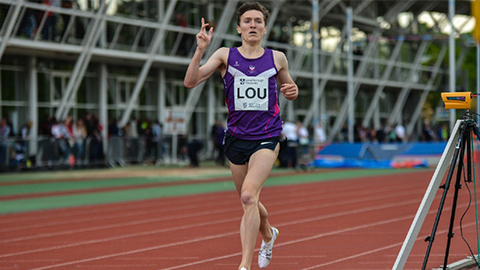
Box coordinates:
[184,18,226,88]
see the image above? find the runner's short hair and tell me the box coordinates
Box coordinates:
[237,2,270,26]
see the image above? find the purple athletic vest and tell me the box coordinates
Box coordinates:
[222,47,282,140]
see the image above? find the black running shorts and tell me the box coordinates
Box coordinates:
[224,131,281,165]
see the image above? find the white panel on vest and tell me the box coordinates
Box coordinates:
[234,77,268,111]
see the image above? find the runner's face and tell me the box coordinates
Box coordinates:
[237,10,266,41]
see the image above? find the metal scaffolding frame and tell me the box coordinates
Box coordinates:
[55,1,108,120]
[0,0,473,152]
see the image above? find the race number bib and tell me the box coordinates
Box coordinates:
[234,77,269,111]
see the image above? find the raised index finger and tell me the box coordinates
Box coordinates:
[201,17,209,32]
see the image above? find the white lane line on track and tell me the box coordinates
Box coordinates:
[159,212,477,270]
[0,179,428,239]
[0,206,239,244]
[0,193,422,260]
[0,177,388,229]
[0,183,426,247]
[0,197,237,233]
[0,189,422,259]
[158,214,423,270]
[0,259,62,262]
[0,184,248,226]
[0,173,309,224]
[28,231,240,270]
[0,193,220,225]
[0,217,240,258]
[73,264,158,268]
[0,171,427,225]
[24,197,447,270]
[74,264,159,268]
[297,221,479,270]
[115,257,200,260]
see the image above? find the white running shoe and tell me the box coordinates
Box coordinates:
[258,227,279,268]
[240,268,248,270]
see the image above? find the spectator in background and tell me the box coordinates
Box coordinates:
[44,117,57,164]
[129,117,139,138]
[108,118,123,166]
[41,0,52,40]
[60,0,74,39]
[124,118,140,163]
[366,126,376,142]
[122,121,134,163]
[0,117,11,167]
[313,122,326,144]
[395,123,406,143]
[20,121,32,142]
[64,116,75,166]
[40,116,55,166]
[422,120,435,142]
[143,121,155,164]
[437,123,449,142]
[280,121,298,168]
[51,116,73,164]
[187,136,203,167]
[296,121,309,169]
[20,8,37,38]
[85,113,96,138]
[386,124,396,142]
[354,124,366,142]
[138,118,148,137]
[42,0,60,41]
[296,120,309,146]
[40,114,52,136]
[84,114,103,163]
[16,120,33,166]
[73,118,87,164]
[152,120,163,163]
[375,124,386,143]
[108,117,121,137]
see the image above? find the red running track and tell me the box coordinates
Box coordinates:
[1,169,480,270]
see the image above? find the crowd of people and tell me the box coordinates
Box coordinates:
[37,113,104,167]
[0,112,451,172]
[18,0,79,41]
[274,119,450,170]
[278,120,326,170]
[337,120,449,144]
[0,113,167,170]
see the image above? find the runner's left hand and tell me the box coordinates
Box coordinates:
[280,83,298,100]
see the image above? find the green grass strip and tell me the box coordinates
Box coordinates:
[0,168,428,215]
[0,163,236,183]
[0,176,222,196]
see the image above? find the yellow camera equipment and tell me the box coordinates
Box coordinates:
[441,92,474,110]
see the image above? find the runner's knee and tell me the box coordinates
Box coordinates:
[240,191,257,207]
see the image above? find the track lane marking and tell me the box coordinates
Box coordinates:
[0,183,427,247]
[24,197,454,270]
[0,170,430,225]
[0,179,427,236]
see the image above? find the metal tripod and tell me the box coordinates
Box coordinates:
[421,111,479,270]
